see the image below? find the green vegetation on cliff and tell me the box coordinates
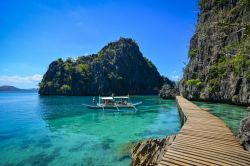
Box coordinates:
[186,79,202,86]
[39,38,169,95]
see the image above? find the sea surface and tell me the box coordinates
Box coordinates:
[0,93,247,166]
[0,93,180,166]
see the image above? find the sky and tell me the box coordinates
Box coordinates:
[0,0,198,88]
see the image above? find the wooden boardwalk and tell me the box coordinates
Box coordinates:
[159,96,250,166]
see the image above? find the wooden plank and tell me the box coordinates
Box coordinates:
[162,154,208,166]
[164,152,218,166]
[176,135,243,148]
[170,142,249,156]
[161,158,194,166]
[171,142,250,160]
[166,149,238,166]
[182,126,232,133]
[171,145,250,165]
[179,132,236,141]
[158,161,177,166]
[181,128,233,136]
[175,138,244,150]
[158,96,250,166]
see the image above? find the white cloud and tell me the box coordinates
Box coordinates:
[171,75,180,81]
[0,74,43,88]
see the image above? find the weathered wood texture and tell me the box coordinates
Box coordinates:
[158,96,250,166]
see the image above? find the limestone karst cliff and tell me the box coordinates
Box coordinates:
[39,38,173,95]
[180,0,250,105]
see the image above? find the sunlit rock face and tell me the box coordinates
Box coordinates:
[180,0,250,105]
[130,135,176,166]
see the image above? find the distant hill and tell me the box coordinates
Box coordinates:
[39,37,174,95]
[0,85,38,92]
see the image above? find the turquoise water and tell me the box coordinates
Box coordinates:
[194,101,248,135]
[0,93,180,166]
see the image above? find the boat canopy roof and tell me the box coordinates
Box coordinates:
[99,96,129,100]
[100,97,113,100]
[114,96,129,99]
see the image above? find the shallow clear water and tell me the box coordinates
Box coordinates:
[0,93,180,166]
[194,101,248,135]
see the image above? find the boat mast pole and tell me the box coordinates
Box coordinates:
[115,103,120,112]
[132,105,137,112]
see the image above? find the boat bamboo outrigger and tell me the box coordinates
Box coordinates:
[82,95,142,111]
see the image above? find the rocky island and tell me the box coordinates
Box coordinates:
[0,85,37,92]
[39,38,174,96]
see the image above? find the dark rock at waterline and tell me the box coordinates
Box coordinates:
[39,37,173,96]
[118,155,130,161]
[238,112,250,152]
[101,138,114,150]
[68,142,85,152]
[159,84,179,99]
[82,157,94,166]
[130,135,176,166]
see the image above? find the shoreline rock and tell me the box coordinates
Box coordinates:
[238,107,250,153]
[159,84,179,99]
[130,135,176,166]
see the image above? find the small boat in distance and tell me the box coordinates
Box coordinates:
[82,95,142,111]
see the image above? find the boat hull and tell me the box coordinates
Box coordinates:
[82,102,142,109]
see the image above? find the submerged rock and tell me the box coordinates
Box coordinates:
[238,115,250,152]
[130,135,176,166]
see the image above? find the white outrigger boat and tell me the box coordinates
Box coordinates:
[82,95,142,111]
